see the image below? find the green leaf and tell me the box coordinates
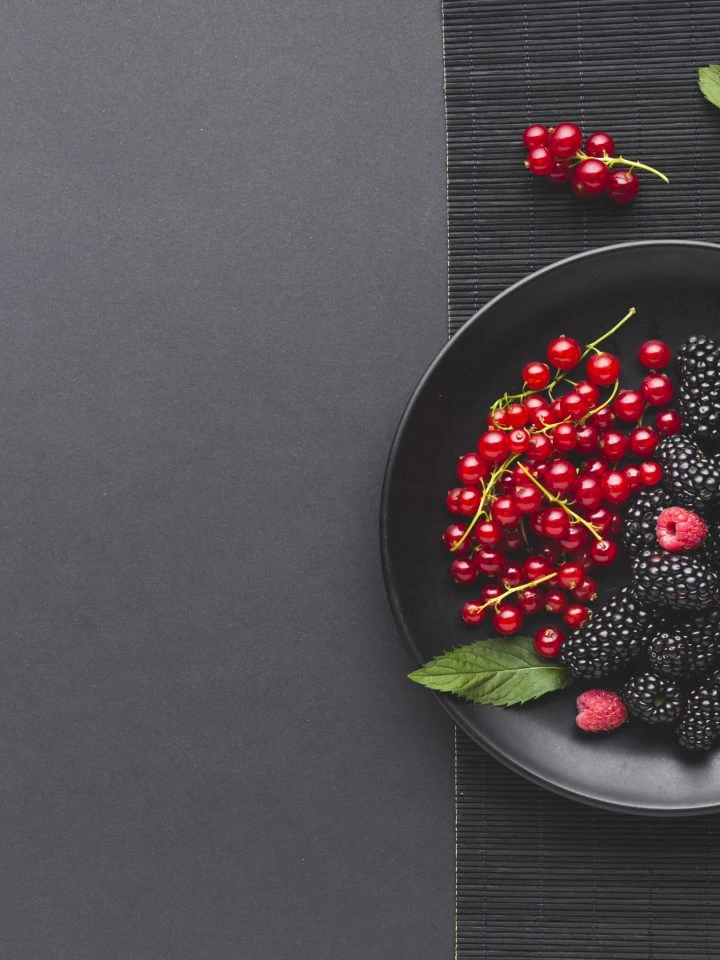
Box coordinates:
[408,637,572,707]
[699,65,720,109]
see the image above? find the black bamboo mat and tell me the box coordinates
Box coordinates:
[445,2,720,957]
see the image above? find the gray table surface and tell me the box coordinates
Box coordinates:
[1,2,453,957]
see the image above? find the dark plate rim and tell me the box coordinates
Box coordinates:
[380,238,720,817]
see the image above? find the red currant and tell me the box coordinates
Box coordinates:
[546,398,567,425]
[563,391,591,419]
[586,352,620,386]
[589,538,617,566]
[558,562,584,590]
[585,131,615,157]
[575,424,599,453]
[474,520,502,546]
[508,428,531,454]
[457,452,488,485]
[457,487,482,515]
[513,483,543,514]
[461,601,486,625]
[505,403,529,428]
[584,506,613,535]
[526,145,554,176]
[548,160,572,184]
[503,526,524,552]
[523,555,554,580]
[492,495,519,526]
[534,625,565,658]
[522,360,551,389]
[600,430,628,462]
[564,604,591,629]
[582,457,609,480]
[538,541,561,565]
[443,523,470,553]
[559,524,588,552]
[640,461,663,486]
[481,584,503,604]
[552,423,577,452]
[494,605,523,635]
[575,380,600,407]
[451,557,478,583]
[613,389,645,422]
[571,158,609,198]
[541,506,570,539]
[655,409,682,436]
[575,475,603,509]
[489,407,510,429]
[573,577,598,602]
[624,464,642,492]
[639,339,672,370]
[588,406,614,430]
[575,549,596,571]
[518,587,545,614]
[522,124,549,150]
[446,487,463,513]
[544,459,577,495]
[547,335,582,370]
[642,373,674,406]
[629,426,658,457]
[544,589,568,614]
[478,430,510,463]
[530,512,545,537]
[502,562,524,588]
[606,168,640,204]
[500,473,516,495]
[609,512,623,538]
[524,394,551,422]
[526,433,553,461]
[548,122,583,159]
[602,470,630,505]
[475,547,506,576]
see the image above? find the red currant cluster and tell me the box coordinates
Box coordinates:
[522,122,669,204]
[443,309,681,660]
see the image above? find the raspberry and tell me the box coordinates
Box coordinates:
[656,506,708,552]
[575,689,628,732]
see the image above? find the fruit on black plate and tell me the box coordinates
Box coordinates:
[677,671,720,751]
[631,549,719,609]
[677,335,720,443]
[622,486,673,559]
[562,585,655,679]
[622,671,683,724]
[656,435,720,509]
[646,609,720,677]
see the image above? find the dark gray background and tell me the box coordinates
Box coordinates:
[0,1,452,957]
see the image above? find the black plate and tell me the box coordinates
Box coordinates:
[381,240,720,816]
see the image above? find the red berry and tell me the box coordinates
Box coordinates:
[505,403,529,428]
[530,512,545,537]
[585,506,613,535]
[585,131,615,157]
[575,475,603,509]
[546,398,567,425]
[558,562,584,590]
[526,433,553,461]
[508,428,531,454]
[575,380,600,407]
[640,461,663,486]
[489,407,510,429]
[544,588,568,614]
[629,426,659,457]
[522,360,551,389]
[541,506,570,539]
[624,464,642,492]
[588,406,614,430]
[548,160,572,184]
[457,452,488,485]
[538,540,561,565]
[443,523,470,553]
[564,604,591,629]
[475,547,505,576]
[500,472,516,495]
[582,457,609,480]
[518,587,545,615]
[590,538,618,565]
[522,124,549,150]
[575,424,599,453]
[655,409,682,436]
[613,389,645,422]
[481,584,503,604]
[502,562,525,588]
[575,549,596,571]
[576,688,628,732]
[523,555,554,580]
[451,557,478,583]
[534,625,565,658]
[586,352,620,386]
[524,394,551,421]
[457,487,482,515]
[513,483,543,514]
[609,512,623,538]
[606,168,640,204]
[474,520,502,546]
[503,526,524,552]
[559,524,588,552]
[494,605,523,635]
[461,601,486,625]
[642,373,674,406]
[639,339,672,370]
[548,122,583,159]
[478,430,510,463]
[561,390,590,419]
[602,470,630,505]
[492,495,519,526]
[571,158,609,198]
[656,506,708,553]
[547,335,582,370]
[526,145,554,176]
[552,423,577,451]
[544,459,577,495]
[573,577,598,602]
[446,487,463,513]
[600,430,628,462]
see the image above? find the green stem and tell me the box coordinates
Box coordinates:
[582,307,636,357]
[477,571,558,612]
[451,455,518,551]
[517,463,604,542]
[576,152,670,184]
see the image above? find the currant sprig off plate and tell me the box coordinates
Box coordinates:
[381,240,720,816]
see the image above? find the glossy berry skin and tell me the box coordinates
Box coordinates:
[575,476,603,509]
[538,541,561,565]
[505,403,529,428]
[558,562,584,590]
[541,507,570,539]
[535,625,565,659]
[508,428,530,454]
[526,433,554,461]
[571,158,609,198]
[461,601,486,625]
[522,124,549,149]
[624,464,642,492]
[602,470,630,504]
[545,589,568,614]
[613,389,645,422]
[629,426,658,456]
[526,145,554,175]
[443,523,470,553]
[655,409,682,436]
[639,339,671,370]
[478,430,510,463]
[518,587,545,615]
[492,496,519,526]
[446,487,463,513]
[525,395,551,427]
[548,160,572,185]
[514,483,543,514]
[588,406,614,430]
[640,461,663,486]
[481,584,503,604]
[457,487,482,515]
[575,424,599,453]
[575,380,600,406]
[474,519,502,546]
[573,577,598,602]
[552,423,577,452]
[475,547,505,576]
[547,398,567,425]
[609,512,623,538]
[522,361,551,389]
[589,538,618,566]
[524,555,554,580]
[451,557,478,583]
[494,605,523,635]
[575,549,596,571]
[503,526,524,552]
[606,169,640,204]
[585,131,615,157]
[489,407,509,429]
[561,391,589,419]
[548,122,583,158]
[641,373,674,406]
[544,459,577,494]
[584,506,613,535]
[502,562,524,588]
[586,352,620,386]
[547,335,582,370]
[582,457,609,481]
[564,604,591,629]
[600,430,628,462]
[457,452,488,485]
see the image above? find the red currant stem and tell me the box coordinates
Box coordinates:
[583,378,620,421]
[578,151,670,185]
[450,455,518,551]
[516,463,604,542]
[520,517,530,549]
[477,571,558,613]
[581,307,636,357]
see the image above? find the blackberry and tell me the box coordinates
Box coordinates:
[703,513,720,569]
[677,335,720,443]
[677,671,720,751]
[646,609,720,677]
[562,585,655,679]
[622,671,683,724]
[631,549,719,610]
[656,435,720,509]
[622,486,672,559]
